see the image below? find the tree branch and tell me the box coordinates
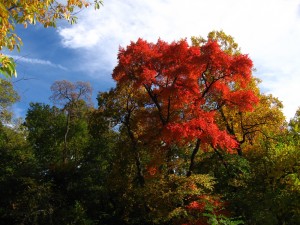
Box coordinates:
[143,83,167,125]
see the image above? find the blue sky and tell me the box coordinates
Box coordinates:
[10,0,300,120]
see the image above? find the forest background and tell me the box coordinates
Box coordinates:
[1,1,300,225]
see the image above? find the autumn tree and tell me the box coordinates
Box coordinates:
[217,92,285,156]
[0,0,102,79]
[187,32,289,223]
[192,31,285,157]
[112,35,259,177]
[94,33,261,224]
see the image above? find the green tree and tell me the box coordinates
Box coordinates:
[0,122,53,225]
[231,137,300,225]
[25,102,66,167]
[23,80,119,224]
[289,107,300,144]
[69,107,119,224]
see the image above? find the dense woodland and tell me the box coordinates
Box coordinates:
[1,32,300,225]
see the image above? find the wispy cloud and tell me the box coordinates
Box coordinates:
[58,0,300,119]
[8,54,68,70]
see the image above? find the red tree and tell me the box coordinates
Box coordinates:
[112,38,259,176]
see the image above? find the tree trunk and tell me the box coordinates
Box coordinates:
[63,112,70,164]
[187,139,200,177]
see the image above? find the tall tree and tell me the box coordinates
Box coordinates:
[50,80,92,164]
[94,34,261,224]
[112,35,259,177]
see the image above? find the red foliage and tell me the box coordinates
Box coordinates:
[187,201,206,211]
[112,38,258,152]
[183,194,230,225]
[146,166,158,176]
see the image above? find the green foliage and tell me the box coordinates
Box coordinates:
[203,211,244,225]
[0,79,19,123]
[25,103,66,166]
[289,107,300,144]
[226,137,300,225]
[0,123,53,224]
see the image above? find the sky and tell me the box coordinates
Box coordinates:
[10,0,300,120]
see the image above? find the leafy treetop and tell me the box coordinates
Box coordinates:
[112,36,259,158]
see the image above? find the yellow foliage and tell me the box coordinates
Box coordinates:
[192,30,241,55]
[0,0,102,79]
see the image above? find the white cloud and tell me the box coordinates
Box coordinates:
[58,0,300,120]
[9,55,68,70]
[12,105,24,119]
